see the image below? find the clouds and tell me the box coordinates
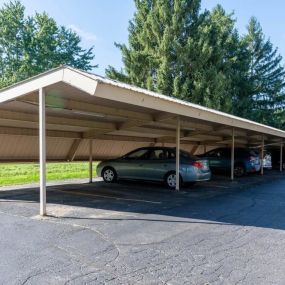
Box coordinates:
[69,24,97,44]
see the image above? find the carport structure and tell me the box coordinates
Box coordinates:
[0,65,285,216]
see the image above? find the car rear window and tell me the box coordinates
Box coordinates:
[249,150,258,157]
[180,150,198,160]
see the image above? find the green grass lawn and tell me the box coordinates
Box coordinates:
[0,162,99,186]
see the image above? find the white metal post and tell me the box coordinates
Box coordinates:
[280,142,283,172]
[261,135,264,175]
[89,139,93,183]
[231,128,235,181]
[176,117,180,191]
[39,88,46,216]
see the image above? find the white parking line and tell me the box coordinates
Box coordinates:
[55,189,162,204]
[207,185,230,189]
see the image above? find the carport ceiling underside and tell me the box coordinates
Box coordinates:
[0,65,285,162]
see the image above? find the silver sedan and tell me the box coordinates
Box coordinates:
[97,147,211,188]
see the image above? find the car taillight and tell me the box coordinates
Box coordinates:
[191,161,204,168]
[250,156,256,162]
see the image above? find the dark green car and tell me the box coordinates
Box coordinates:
[200,148,261,177]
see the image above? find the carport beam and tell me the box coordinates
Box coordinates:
[261,135,265,175]
[280,142,283,172]
[231,128,235,180]
[39,88,46,216]
[89,139,93,183]
[176,117,180,191]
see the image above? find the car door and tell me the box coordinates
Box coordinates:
[204,149,220,169]
[219,149,231,169]
[117,148,150,179]
[141,149,169,181]
[205,149,228,170]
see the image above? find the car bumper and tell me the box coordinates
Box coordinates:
[96,164,103,177]
[182,171,212,182]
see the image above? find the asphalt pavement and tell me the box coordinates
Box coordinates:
[1,171,285,284]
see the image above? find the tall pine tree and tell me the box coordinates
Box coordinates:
[106,1,240,113]
[107,0,202,95]
[241,17,285,127]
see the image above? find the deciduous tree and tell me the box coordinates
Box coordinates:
[0,1,95,89]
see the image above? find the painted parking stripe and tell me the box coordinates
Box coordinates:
[54,189,162,204]
[207,185,230,189]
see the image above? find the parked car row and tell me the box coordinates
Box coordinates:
[199,148,261,177]
[268,148,285,170]
[97,147,211,188]
[255,147,285,170]
[97,145,278,189]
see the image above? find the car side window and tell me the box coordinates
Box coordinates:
[218,149,229,158]
[207,150,218,157]
[125,149,150,160]
[167,150,176,159]
[149,149,167,160]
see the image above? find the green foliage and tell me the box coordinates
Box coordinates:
[106,1,240,113]
[107,0,285,129]
[0,1,95,89]
[240,17,285,126]
[107,0,202,96]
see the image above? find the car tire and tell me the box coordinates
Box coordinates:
[234,164,245,177]
[164,171,182,189]
[102,167,117,183]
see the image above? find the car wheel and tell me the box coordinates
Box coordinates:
[234,165,245,177]
[164,172,182,189]
[102,167,117,183]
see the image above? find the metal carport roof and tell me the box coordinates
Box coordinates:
[0,65,284,215]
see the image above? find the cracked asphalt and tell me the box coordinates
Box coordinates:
[1,171,285,284]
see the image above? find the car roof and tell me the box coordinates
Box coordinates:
[211,147,249,151]
[132,147,176,151]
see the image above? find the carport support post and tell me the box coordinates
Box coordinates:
[231,128,235,181]
[176,117,180,191]
[280,142,283,172]
[89,139,93,183]
[39,88,46,216]
[261,135,265,176]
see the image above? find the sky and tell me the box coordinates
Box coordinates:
[0,0,284,76]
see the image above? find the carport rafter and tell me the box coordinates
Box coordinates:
[66,139,82,161]
[18,97,154,122]
[0,109,116,131]
[0,126,81,139]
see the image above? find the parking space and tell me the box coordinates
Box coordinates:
[1,171,285,284]
[1,170,284,220]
